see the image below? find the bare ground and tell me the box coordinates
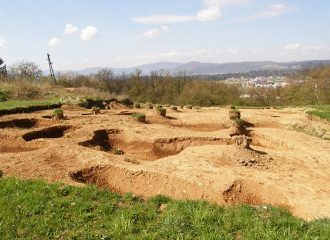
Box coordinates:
[0,106,329,220]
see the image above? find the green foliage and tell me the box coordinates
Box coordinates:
[112,147,124,155]
[52,108,64,119]
[0,89,8,102]
[133,102,141,109]
[156,107,166,116]
[0,178,329,239]
[230,105,236,109]
[0,99,60,111]
[233,118,246,127]
[306,105,330,121]
[229,109,241,120]
[131,114,146,123]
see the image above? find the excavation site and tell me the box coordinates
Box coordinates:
[0,105,329,221]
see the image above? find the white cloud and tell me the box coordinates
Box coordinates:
[285,43,301,50]
[64,24,78,35]
[196,6,222,21]
[80,26,98,41]
[139,25,170,39]
[142,28,162,38]
[48,37,62,47]
[203,0,249,7]
[257,3,288,18]
[234,3,291,22]
[132,15,195,24]
[0,37,8,48]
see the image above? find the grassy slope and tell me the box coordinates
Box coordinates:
[0,178,329,240]
[0,99,59,110]
[307,105,330,121]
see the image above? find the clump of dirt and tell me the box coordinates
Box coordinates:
[221,145,272,168]
[0,118,38,129]
[222,180,260,205]
[106,102,131,110]
[22,125,72,141]
[232,135,252,149]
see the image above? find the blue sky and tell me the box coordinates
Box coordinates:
[0,0,330,70]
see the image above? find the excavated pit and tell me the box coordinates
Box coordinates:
[22,125,72,141]
[0,118,38,129]
[79,129,233,161]
[0,134,48,153]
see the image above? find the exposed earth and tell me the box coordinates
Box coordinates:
[0,105,329,221]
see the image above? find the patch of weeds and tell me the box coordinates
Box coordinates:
[52,108,64,120]
[131,114,146,123]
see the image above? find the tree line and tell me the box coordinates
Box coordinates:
[1,60,329,106]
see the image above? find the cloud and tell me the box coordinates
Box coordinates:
[285,43,301,50]
[203,0,249,7]
[196,6,222,21]
[0,37,8,48]
[80,26,98,41]
[132,0,227,24]
[138,25,170,39]
[48,37,63,47]
[234,3,291,22]
[64,24,78,35]
[257,3,288,18]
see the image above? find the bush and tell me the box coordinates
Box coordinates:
[52,108,64,120]
[92,106,101,115]
[229,109,241,120]
[156,107,166,117]
[0,89,8,102]
[145,103,153,109]
[112,147,124,155]
[131,114,146,123]
[170,105,178,111]
[134,102,141,109]
[230,105,236,109]
[233,118,245,128]
[155,104,162,109]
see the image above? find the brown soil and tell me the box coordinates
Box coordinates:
[0,107,329,221]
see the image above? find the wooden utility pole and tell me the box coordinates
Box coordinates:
[47,53,56,83]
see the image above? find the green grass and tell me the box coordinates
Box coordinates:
[0,178,329,239]
[307,105,330,121]
[0,99,60,111]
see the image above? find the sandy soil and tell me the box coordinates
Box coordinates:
[0,105,329,221]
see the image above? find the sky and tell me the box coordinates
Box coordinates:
[0,0,330,70]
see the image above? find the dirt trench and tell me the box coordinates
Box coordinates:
[78,129,233,161]
[0,118,38,129]
[70,165,289,209]
[22,125,72,141]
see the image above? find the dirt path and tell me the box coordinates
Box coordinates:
[0,107,329,220]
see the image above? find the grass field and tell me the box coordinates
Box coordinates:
[307,105,330,121]
[0,99,60,111]
[0,178,329,240]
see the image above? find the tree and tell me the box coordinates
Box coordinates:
[0,58,7,76]
[95,69,114,91]
[9,60,42,80]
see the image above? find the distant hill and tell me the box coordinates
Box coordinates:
[53,60,330,75]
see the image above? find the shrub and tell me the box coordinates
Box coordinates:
[145,103,153,109]
[112,147,124,155]
[92,106,101,115]
[134,102,141,109]
[155,104,162,109]
[229,109,241,120]
[230,105,236,109]
[233,118,245,128]
[52,108,64,120]
[131,114,146,123]
[156,107,166,117]
[170,105,178,111]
